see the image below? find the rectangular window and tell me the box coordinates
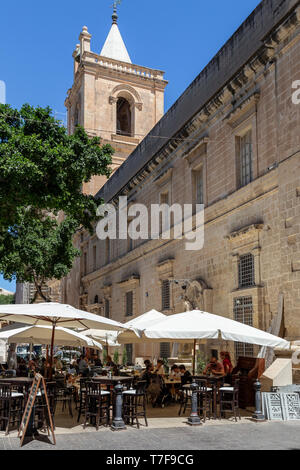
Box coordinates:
[238,253,255,288]
[125,291,133,317]
[105,299,110,319]
[160,343,170,359]
[93,246,97,271]
[127,220,133,252]
[125,344,133,365]
[239,130,253,187]
[161,280,171,310]
[160,192,169,236]
[193,168,204,205]
[234,297,254,357]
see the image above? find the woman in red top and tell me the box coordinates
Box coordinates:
[220,351,233,384]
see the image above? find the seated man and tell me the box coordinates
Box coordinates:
[140,364,154,387]
[203,356,225,376]
[179,365,192,385]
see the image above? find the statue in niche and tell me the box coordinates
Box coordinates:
[182,279,210,311]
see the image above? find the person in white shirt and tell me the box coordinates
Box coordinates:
[170,364,181,379]
[154,359,165,376]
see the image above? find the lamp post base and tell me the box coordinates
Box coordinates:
[111,421,127,431]
[187,414,202,426]
[251,413,266,422]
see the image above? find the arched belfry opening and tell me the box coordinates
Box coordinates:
[117,97,132,137]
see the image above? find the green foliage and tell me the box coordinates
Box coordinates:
[0,104,114,299]
[196,352,206,374]
[0,294,14,304]
[113,350,119,365]
[102,348,107,363]
[122,347,128,366]
[162,357,169,374]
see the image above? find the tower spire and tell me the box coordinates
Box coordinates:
[101,0,131,63]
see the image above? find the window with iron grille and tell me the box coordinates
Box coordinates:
[160,342,170,359]
[234,297,254,357]
[161,280,171,310]
[125,344,133,364]
[239,130,253,187]
[125,291,133,317]
[105,299,110,319]
[238,253,255,288]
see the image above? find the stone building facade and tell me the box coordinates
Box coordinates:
[62,0,300,364]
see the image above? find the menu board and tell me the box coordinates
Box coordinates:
[18,373,56,446]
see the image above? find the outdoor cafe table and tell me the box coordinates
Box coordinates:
[183,375,224,419]
[0,377,33,394]
[92,376,133,391]
[164,378,181,399]
[0,377,35,435]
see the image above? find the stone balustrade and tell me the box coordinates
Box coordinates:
[83,52,165,81]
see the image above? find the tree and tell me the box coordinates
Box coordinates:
[0,294,14,304]
[0,104,114,300]
[122,347,128,366]
[113,349,119,365]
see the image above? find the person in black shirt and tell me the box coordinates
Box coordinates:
[179,365,192,386]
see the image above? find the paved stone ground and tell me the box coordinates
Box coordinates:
[1,421,300,450]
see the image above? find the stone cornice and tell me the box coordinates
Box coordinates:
[226,224,265,244]
[99,5,300,206]
[117,275,140,289]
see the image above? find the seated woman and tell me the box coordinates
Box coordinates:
[153,359,165,376]
[170,364,181,379]
[220,351,233,384]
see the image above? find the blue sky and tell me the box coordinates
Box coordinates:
[0,0,261,292]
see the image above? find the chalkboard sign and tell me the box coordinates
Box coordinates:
[18,373,56,446]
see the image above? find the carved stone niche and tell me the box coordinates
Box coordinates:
[183,279,213,312]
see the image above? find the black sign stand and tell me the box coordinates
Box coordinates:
[18,373,56,447]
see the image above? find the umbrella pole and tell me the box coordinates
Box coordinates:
[106,336,109,358]
[49,323,56,379]
[192,339,197,376]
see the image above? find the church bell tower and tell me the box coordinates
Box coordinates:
[65,4,168,195]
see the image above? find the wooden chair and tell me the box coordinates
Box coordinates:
[122,381,148,429]
[77,377,88,423]
[0,383,24,435]
[195,379,213,422]
[83,381,111,430]
[219,377,241,422]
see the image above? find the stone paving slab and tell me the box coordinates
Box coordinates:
[1,421,300,450]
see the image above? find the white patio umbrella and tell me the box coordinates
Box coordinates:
[82,329,120,347]
[117,309,167,344]
[0,303,125,373]
[0,324,103,350]
[143,310,290,374]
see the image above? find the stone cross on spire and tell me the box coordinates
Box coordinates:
[111,0,122,24]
